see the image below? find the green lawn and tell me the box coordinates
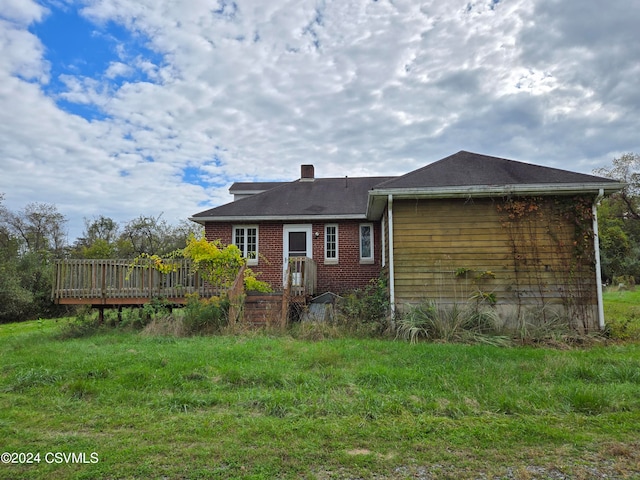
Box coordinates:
[1,317,639,479]
[603,287,640,340]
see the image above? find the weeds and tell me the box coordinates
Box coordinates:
[395,300,508,346]
[56,307,103,339]
[334,278,390,335]
[181,294,229,334]
[2,368,60,393]
[394,297,617,346]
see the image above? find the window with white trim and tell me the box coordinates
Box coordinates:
[233,225,258,265]
[324,224,338,263]
[359,223,374,263]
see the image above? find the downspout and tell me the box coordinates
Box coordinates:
[381,215,386,268]
[388,194,396,319]
[592,188,605,330]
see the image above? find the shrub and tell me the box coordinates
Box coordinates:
[335,278,390,335]
[244,269,272,293]
[182,294,230,334]
[57,307,102,339]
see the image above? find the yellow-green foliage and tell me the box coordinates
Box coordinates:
[133,236,272,292]
[128,253,181,279]
[183,236,244,286]
[244,269,272,293]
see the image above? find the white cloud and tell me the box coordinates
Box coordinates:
[0,0,47,26]
[1,0,640,240]
[105,61,134,79]
[0,19,49,82]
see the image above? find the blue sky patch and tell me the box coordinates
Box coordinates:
[182,166,210,187]
[182,158,228,188]
[30,5,165,121]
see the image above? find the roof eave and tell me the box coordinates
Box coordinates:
[366,182,626,220]
[189,214,368,224]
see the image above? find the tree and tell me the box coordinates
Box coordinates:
[118,214,203,258]
[119,214,174,257]
[594,153,640,283]
[72,216,120,258]
[0,194,13,255]
[0,199,68,322]
[0,202,67,256]
[594,153,640,220]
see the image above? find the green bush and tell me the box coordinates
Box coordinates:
[335,278,390,335]
[57,307,103,339]
[604,307,640,341]
[182,295,230,334]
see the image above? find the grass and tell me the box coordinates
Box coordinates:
[603,287,640,341]
[1,319,640,479]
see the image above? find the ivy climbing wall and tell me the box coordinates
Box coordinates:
[392,196,599,330]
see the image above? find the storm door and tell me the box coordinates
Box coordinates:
[282,224,313,287]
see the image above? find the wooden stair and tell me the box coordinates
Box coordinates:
[237,260,314,328]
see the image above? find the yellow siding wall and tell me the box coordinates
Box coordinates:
[392,197,598,328]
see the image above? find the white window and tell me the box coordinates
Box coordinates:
[233,225,258,265]
[325,224,338,263]
[359,223,374,263]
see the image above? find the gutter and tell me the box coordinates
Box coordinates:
[370,182,624,198]
[592,188,606,330]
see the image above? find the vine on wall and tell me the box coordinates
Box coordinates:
[496,195,597,330]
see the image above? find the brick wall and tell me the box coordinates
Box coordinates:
[205,220,382,294]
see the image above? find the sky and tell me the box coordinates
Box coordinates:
[1,0,639,242]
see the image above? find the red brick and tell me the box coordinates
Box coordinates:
[205,220,382,294]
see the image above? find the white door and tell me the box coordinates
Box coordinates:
[283,224,313,286]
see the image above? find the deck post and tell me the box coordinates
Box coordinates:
[281,262,292,328]
[227,265,246,325]
[101,261,106,300]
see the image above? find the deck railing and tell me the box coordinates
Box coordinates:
[52,259,225,305]
[287,256,317,297]
[53,256,318,307]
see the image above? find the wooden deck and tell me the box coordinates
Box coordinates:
[52,257,317,308]
[52,259,226,306]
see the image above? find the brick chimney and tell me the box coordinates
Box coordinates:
[300,164,315,181]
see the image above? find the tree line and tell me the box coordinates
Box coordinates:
[0,197,202,323]
[1,153,639,323]
[594,153,640,286]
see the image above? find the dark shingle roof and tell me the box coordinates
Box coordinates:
[192,176,395,220]
[193,151,623,222]
[373,151,619,190]
[229,182,288,193]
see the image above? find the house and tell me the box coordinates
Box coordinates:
[191,164,393,295]
[191,151,623,330]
